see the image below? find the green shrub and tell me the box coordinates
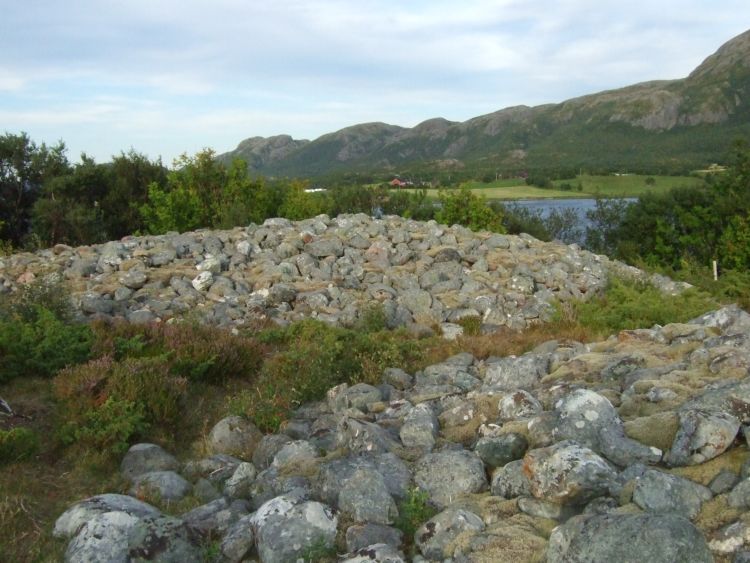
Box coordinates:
[0,307,93,382]
[0,428,40,464]
[457,316,482,336]
[394,488,437,549]
[61,397,148,457]
[562,276,718,334]
[0,276,75,323]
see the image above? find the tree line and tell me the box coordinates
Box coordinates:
[2,131,749,282]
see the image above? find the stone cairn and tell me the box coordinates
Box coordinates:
[52,304,750,561]
[0,213,686,332]
[8,214,747,561]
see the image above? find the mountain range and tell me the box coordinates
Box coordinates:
[219,29,750,180]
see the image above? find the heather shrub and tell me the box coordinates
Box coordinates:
[54,355,187,436]
[239,320,429,429]
[91,321,265,383]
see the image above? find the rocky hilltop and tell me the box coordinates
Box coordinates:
[0,214,685,334]
[219,29,750,176]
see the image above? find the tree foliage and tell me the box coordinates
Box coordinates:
[436,184,504,232]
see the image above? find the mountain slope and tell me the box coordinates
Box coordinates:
[220,29,750,178]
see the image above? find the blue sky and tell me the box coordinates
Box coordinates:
[1,1,748,164]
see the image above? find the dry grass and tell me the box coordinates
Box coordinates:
[456,320,602,361]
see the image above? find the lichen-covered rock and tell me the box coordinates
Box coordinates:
[546,512,713,563]
[522,441,618,506]
[207,416,262,460]
[666,408,740,466]
[54,494,161,539]
[414,449,488,509]
[251,493,338,563]
[339,467,398,524]
[631,469,712,520]
[129,471,191,502]
[415,508,485,560]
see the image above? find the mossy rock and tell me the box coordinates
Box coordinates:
[669,446,749,486]
[623,411,680,452]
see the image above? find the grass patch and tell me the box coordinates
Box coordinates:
[560,276,719,335]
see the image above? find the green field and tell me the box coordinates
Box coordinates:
[399,174,706,200]
[552,174,705,197]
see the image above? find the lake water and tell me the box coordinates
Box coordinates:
[502,197,636,244]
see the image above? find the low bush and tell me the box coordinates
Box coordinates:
[61,397,148,457]
[0,427,40,464]
[561,276,718,334]
[54,355,187,455]
[394,487,437,553]
[0,307,93,383]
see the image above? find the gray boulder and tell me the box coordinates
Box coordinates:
[129,471,191,503]
[474,433,528,468]
[523,441,618,506]
[120,443,180,481]
[54,494,161,539]
[632,469,712,520]
[666,408,740,466]
[415,508,485,560]
[207,416,262,460]
[414,449,488,509]
[399,403,439,452]
[339,467,399,524]
[251,493,338,563]
[547,512,713,563]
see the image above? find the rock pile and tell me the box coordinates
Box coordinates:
[0,214,687,331]
[55,304,750,562]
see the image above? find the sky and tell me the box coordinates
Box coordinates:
[1,1,749,165]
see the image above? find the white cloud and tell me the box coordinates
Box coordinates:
[1,0,749,162]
